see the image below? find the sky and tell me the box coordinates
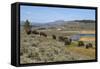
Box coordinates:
[20,5,95,23]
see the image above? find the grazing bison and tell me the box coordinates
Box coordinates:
[58,36,68,42]
[58,36,64,41]
[58,36,71,46]
[32,30,39,35]
[78,41,84,47]
[69,38,72,44]
[40,32,47,37]
[52,35,56,39]
[64,38,72,45]
[86,43,93,49]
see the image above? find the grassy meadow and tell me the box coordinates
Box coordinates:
[20,20,96,64]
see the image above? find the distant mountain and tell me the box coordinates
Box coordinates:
[21,20,67,28]
[42,20,66,26]
[21,20,95,29]
[73,20,95,23]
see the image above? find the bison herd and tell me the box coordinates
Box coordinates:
[78,41,93,49]
[25,30,93,49]
[58,36,72,45]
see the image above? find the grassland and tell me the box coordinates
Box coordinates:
[20,28,95,64]
[20,20,96,64]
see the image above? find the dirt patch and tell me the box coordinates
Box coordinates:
[80,37,95,41]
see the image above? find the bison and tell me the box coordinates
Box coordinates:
[58,36,65,41]
[32,30,39,35]
[86,43,93,49]
[52,35,56,39]
[64,38,72,45]
[58,36,72,46]
[78,41,84,47]
[58,36,68,42]
[40,32,47,37]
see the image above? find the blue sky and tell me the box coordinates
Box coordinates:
[20,5,95,23]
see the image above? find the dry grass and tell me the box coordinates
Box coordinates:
[65,47,95,59]
[20,29,96,64]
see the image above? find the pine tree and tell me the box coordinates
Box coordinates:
[23,20,31,34]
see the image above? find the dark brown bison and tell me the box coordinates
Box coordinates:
[64,38,72,45]
[78,41,84,47]
[58,36,71,46]
[40,32,47,37]
[58,36,65,41]
[58,36,68,42]
[86,43,93,49]
[52,35,56,39]
[32,30,39,35]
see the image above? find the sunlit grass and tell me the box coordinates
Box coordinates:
[80,37,95,41]
[65,46,95,58]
